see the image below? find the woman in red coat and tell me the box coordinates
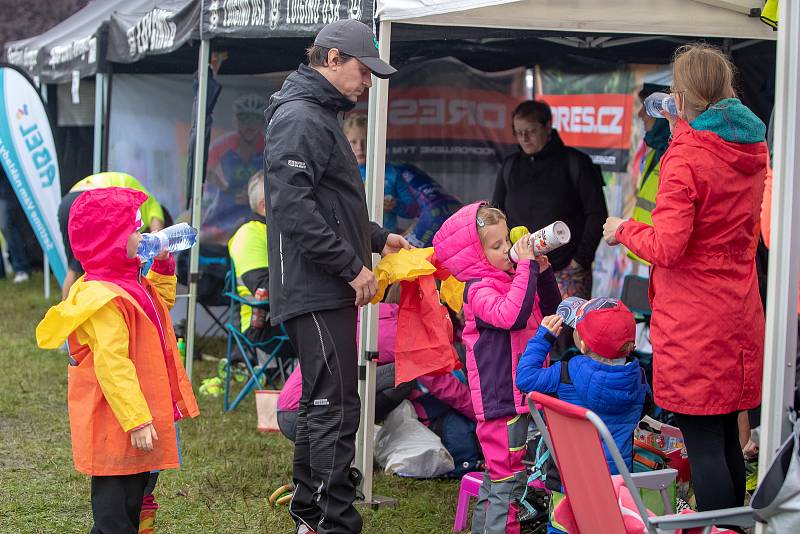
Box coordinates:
[604,44,767,516]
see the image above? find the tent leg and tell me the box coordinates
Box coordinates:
[43,256,50,299]
[758,0,800,498]
[185,39,211,380]
[92,74,104,174]
[355,19,395,509]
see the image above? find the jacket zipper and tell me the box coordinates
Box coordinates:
[279,233,285,285]
[331,204,341,225]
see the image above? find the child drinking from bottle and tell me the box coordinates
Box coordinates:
[433,202,562,534]
[36,187,199,533]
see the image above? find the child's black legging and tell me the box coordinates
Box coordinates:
[672,411,746,512]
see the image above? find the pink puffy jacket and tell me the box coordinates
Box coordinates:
[433,202,562,421]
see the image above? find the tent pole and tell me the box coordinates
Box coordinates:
[185,39,210,380]
[92,74,104,174]
[757,0,800,515]
[40,83,50,299]
[356,19,392,508]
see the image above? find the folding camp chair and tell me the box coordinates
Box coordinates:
[223,262,294,411]
[176,245,230,354]
[528,393,755,534]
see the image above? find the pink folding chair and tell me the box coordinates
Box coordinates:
[528,393,755,534]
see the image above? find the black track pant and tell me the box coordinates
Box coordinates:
[284,307,362,534]
[90,472,150,534]
[673,412,746,513]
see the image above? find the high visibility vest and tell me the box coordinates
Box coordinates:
[228,219,268,331]
[628,149,661,265]
[761,0,778,29]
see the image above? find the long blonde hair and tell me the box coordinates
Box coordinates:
[672,43,737,119]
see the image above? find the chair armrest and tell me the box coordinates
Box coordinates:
[225,292,270,308]
[649,506,755,530]
[629,469,678,491]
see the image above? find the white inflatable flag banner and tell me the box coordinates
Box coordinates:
[0,66,66,284]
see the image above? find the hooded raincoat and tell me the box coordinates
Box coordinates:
[36,188,199,476]
[617,99,767,415]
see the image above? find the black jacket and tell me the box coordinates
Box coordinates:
[492,131,607,271]
[263,64,389,323]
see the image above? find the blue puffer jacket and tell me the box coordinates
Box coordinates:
[517,325,650,474]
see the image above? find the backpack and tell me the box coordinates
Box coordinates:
[430,410,483,478]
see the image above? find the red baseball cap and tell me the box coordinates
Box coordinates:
[557,296,636,359]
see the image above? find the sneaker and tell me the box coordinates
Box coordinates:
[13,272,29,283]
[296,524,317,534]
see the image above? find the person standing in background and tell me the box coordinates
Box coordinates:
[0,168,31,283]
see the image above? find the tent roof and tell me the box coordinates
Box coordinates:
[377,0,776,41]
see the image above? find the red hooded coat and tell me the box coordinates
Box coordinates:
[617,119,766,415]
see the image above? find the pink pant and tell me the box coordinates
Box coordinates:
[472,414,529,534]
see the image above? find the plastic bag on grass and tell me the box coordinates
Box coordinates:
[375,401,454,478]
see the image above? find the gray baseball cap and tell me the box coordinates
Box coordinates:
[314,19,397,79]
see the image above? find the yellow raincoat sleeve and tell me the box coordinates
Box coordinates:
[146,270,177,310]
[77,304,152,432]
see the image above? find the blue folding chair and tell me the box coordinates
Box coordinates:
[222,261,294,411]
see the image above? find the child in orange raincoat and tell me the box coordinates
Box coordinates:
[36,187,199,533]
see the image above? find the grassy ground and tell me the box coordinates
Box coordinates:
[0,273,460,533]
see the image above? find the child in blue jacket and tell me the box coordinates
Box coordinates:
[518,296,649,472]
[516,297,650,532]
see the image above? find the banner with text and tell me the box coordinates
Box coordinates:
[354,57,527,203]
[538,68,635,172]
[0,66,66,283]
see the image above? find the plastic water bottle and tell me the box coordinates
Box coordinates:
[643,92,678,118]
[137,222,198,261]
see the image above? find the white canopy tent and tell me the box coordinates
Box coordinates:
[365,1,795,525]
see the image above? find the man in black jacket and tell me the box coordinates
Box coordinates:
[263,19,407,534]
[493,100,608,300]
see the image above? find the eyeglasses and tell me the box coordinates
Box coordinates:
[513,125,546,139]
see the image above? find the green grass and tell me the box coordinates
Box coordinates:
[0,273,460,533]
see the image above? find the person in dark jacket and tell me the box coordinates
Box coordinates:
[492,100,608,301]
[263,19,407,534]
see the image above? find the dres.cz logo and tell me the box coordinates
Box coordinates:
[287,159,307,169]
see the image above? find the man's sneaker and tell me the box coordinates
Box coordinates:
[296,524,317,534]
[13,272,29,283]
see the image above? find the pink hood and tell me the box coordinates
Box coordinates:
[433,202,509,284]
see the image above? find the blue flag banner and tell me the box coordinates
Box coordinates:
[0,65,66,284]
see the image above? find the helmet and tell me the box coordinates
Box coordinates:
[233,94,266,116]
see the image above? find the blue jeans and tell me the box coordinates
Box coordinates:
[0,196,30,274]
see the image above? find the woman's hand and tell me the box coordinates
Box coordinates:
[603,217,624,246]
[540,315,564,337]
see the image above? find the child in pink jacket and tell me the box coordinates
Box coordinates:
[433,202,561,534]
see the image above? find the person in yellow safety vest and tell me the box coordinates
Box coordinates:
[629,84,672,265]
[58,172,167,299]
[228,170,288,361]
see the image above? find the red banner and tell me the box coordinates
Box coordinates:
[385,87,522,145]
[538,93,633,151]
